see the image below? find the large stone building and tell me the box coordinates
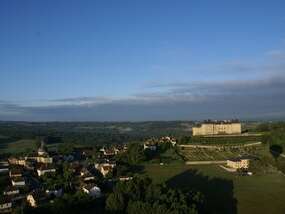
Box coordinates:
[192,120,241,136]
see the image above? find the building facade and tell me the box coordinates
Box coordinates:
[227,158,249,169]
[192,120,241,136]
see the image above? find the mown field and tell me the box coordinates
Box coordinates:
[142,164,285,214]
[0,136,37,154]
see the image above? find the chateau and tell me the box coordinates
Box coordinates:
[192,120,241,136]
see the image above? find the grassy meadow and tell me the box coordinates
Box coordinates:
[142,164,285,214]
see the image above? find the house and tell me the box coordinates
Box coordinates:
[11,177,26,186]
[0,161,9,173]
[35,156,53,164]
[160,136,177,146]
[8,157,27,166]
[23,160,36,170]
[227,158,249,169]
[0,161,9,166]
[37,165,56,176]
[95,163,116,177]
[26,191,47,207]
[121,144,128,152]
[103,149,116,156]
[95,162,116,169]
[25,154,53,164]
[100,165,113,177]
[0,197,12,212]
[3,186,20,196]
[143,142,157,151]
[119,176,133,181]
[80,168,95,181]
[0,166,9,173]
[9,168,22,178]
[45,188,63,197]
[82,185,101,198]
[80,168,90,177]
[8,157,36,170]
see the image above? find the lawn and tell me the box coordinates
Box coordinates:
[142,164,285,214]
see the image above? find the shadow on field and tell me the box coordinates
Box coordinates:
[131,165,145,174]
[166,169,237,214]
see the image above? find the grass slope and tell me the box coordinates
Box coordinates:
[0,139,37,154]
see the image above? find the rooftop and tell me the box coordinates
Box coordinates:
[228,157,249,162]
[203,119,240,124]
[194,119,240,127]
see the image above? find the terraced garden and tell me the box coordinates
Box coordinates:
[178,144,266,161]
[187,134,264,145]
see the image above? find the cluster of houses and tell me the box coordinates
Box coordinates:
[0,142,58,212]
[0,141,129,213]
[143,136,177,151]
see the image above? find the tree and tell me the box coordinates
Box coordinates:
[105,176,201,214]
[126,201,152,214]
[106,193,125,213]
[270,144,283,161]
[127,143,145,164]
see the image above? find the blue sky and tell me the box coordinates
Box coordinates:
[0,0,285,121]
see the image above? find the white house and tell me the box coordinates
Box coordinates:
[80,168,95,181]
[37,165,56,176]
[26,191,47,208]
[143,142,157,151]
[11,177,25,186]
[160,136,177,146]
[227,158,249,169]
[82,185,101,198]
[9,168,22,178]
[3,186,20,196]
[0,166,9,173]
[0,197,12,212]
[95,163,116,177]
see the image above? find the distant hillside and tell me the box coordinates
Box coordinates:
[0,121,195,149]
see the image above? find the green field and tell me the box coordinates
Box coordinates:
[0,139,37,154]
[142,164,285,214]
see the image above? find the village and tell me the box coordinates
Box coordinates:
[0,121,255,213]
[0,135,188,212]
[0,139,129,213]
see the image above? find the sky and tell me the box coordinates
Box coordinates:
[0,0,285,121]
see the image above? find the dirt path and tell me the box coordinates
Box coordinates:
[185,160,227,165]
